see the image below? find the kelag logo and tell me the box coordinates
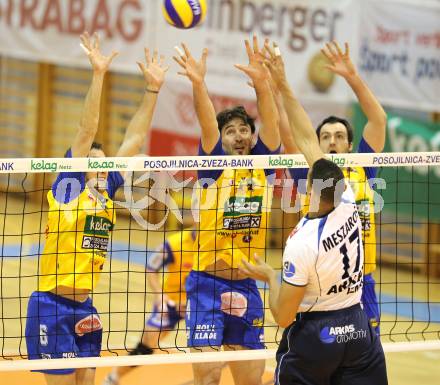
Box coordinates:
[31,160,57,172]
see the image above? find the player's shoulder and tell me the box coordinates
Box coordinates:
[285,220,319,256]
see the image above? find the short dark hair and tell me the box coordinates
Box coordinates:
[216,106,256,134]
[316,116,354,143]
[91,142,103,151]
[64,142,103,157]
[309,158,345,204]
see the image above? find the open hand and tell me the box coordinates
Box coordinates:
[173,43,208,85]
[321,41,357,79]
[235,35,270,84]
[262,40,287,89]
[80,31,118,74]
[137,48,169,92]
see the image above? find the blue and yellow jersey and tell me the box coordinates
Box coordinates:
[290,138,377,274]
[146,230,196,304]
[195,137,280,271]
[39,149,124,292]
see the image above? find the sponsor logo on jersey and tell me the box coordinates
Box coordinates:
[74,314,103,336]
[283,261,295,279]
[320,324,367,344]
[223,196,263,230]
[84,215,113,237]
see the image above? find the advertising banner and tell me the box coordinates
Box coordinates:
[358,0,440,111]
[0,0,357,103]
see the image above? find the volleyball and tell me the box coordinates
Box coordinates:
[162,0,207,29]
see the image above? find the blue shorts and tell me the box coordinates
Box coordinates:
[275,304,387,385]
[362,274,380,335]
[146,302,183,330]
[185,271,264,349]
[25,291,102,375]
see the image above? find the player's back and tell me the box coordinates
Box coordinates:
[284,185,364,313]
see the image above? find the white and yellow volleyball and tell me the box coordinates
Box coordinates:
[162,0,207,29]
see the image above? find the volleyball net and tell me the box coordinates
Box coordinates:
[0,152,439,371]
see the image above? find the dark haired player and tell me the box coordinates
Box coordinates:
[25,33,168,385]
[174,35,280,385]
[239,41,388,385]
[277,42,387,336]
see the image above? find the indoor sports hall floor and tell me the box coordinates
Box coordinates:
[0,195,439,384]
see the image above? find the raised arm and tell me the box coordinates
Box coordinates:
[235,35,279,151]
[322,42,387,152]
[271,76,299,154]
[174,44,219,154]
[264,42,324,167]
[116,49,168,157]
[71,32,118,157]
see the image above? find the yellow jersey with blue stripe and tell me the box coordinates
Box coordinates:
[195,137,279,271]
[289,138,377,274]
[39,149,124,292]
[146,230,196,304]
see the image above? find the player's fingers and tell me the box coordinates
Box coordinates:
[325,42,337,59]
[109,51,119,61]
[181,43,192,59]
[79,43,90,56]
[332,41,343,56]
[159,54,165,66]
[234,64,250,75]
[201,48,208,65]
[93,32,100,50]
[153,48,158,63]
[136,61,146,73]
[145,47,151,64]
[173,55,186,68]
[344,42,350,57]
[253,34,259,54]
[320,48,333,62]
[244,39,253,57]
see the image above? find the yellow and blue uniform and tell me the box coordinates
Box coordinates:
[146,230,195,329]
[186,137,279,349]
[25,149,124,373]
[289,137,380,333]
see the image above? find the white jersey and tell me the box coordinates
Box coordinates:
[283,184,364,312]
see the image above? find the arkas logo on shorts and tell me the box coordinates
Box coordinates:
[75,314,103,336]
[319,324,367,344]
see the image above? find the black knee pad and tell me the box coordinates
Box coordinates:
[129,342,154,356]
